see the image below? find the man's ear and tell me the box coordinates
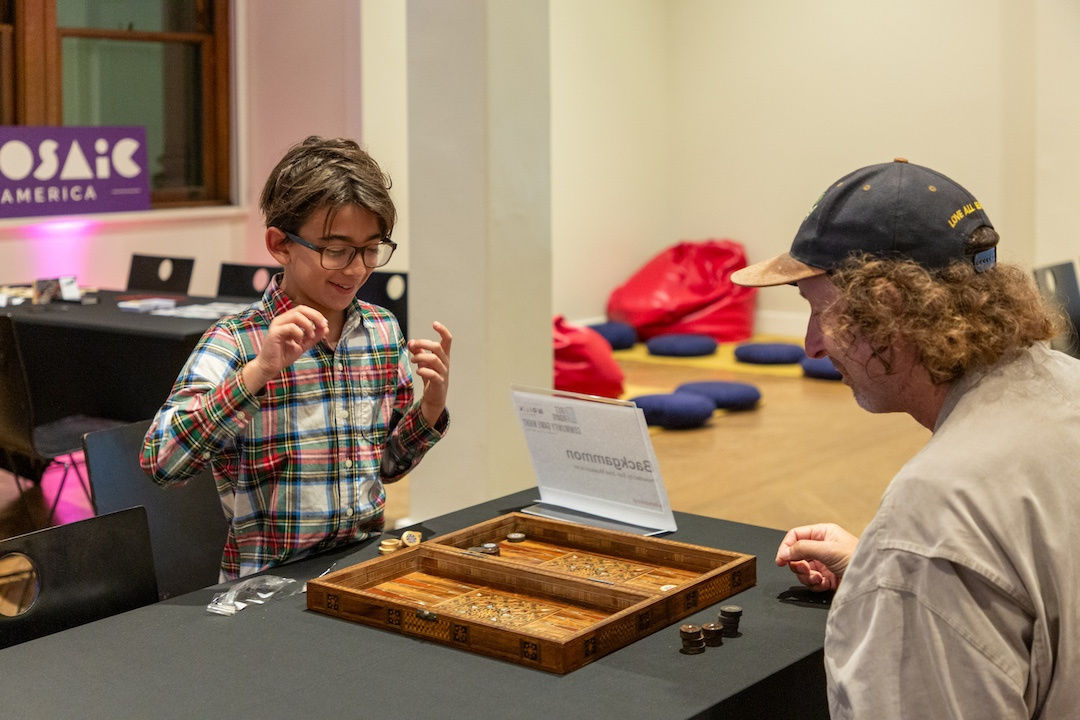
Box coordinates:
[266,227,291,265]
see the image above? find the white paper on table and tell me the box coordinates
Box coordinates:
[59,276,81,301]
[510,386,677,535]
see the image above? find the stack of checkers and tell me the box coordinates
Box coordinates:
[679,624,706,655]
[468,542,502,556]
[378,538,402,555]
[718,605,742,636]
[700,622,724,646]
[378,530,423,555]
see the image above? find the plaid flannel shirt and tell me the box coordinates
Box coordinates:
[141,279,448,579]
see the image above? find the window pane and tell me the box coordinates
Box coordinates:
[57,0,208,33]
[62,37,203,193]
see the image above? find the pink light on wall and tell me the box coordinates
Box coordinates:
[25,219,99,282]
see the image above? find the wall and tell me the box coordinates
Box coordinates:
[549,0,672,326]
[401,0,553,521]
[1034,0,1080,266]
[549,0,1080,336]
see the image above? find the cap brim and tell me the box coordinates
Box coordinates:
[731,252,825,287]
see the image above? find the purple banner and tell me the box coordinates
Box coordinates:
[0,126,151,219]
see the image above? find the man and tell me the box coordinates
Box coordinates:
[732,158,1080,718]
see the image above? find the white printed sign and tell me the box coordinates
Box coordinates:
[511,387,677,534]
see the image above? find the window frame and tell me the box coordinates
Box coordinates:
[4,0,231,207]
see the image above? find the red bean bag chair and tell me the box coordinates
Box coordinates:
[553,316,624,398]
[607,239,756,342]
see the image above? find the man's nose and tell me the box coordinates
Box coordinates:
[804,320,826,359]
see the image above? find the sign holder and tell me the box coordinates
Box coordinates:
[511,386,677,536]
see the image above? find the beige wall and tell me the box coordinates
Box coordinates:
[549,0,1080,335]
[550,0,672,327]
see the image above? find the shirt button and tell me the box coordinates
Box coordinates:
[346,507,355,517]
[202,451,211,459]
[341,410,349,420]
[344,459,353,468]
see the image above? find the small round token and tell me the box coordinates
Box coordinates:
[701,622,724,647]
[679,644,706,655]
[380,538,402,549]
[400,530,423,547]
[719,605,743,618]
[378,546,398,556]
[506,532,526,543]
[678,623,703,640]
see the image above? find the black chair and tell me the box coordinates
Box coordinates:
[358,271,409,337]
[215,262,282,298]
[83,419,229,600]
[1033,262,1080,357]
[126,254,195,295]
[0,314,123,526]
[0,506,159,649]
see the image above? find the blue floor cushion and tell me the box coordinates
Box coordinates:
[630,393,716,429]
[801,355,843,381]
[588,321,638,350]
[646,333,718,357]
[675,380,761,411]
[734,342,805,364]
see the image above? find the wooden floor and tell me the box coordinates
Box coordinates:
[0,352,931,550]
[619,356,929,537]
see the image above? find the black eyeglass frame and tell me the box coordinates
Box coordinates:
[281,229,397,269]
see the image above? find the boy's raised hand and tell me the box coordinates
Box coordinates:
[243,306,329,392]
[408,321,452,427]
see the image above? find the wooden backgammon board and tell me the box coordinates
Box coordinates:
[305,512,756,674]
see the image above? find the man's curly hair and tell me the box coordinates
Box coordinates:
[822,236,1062,385]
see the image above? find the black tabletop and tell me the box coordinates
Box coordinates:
[0,490,829,719]
[5,289,248,339]
[6,290,252,425]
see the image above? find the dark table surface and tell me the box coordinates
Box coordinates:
[6,290,250,425]
[0,489,829,719]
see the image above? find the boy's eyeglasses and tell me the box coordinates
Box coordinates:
[282,230,397,269]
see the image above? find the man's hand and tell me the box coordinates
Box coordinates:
[243,306,329,392]
[408,321,452,427]
[775,523,859,592]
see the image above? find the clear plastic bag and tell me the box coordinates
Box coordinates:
[206,575,298,616]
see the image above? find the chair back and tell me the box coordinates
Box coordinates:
[0,507,159,649]
[126,254,195,295]
[0,315,40,460]
[83,420,229,600]
[216,262,282,298]
[1033,262,1080,356]
[357,271,409,337]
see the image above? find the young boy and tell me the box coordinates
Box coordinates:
[142,136,451,579]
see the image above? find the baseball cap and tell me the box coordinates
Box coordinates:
[731,158,996,287]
